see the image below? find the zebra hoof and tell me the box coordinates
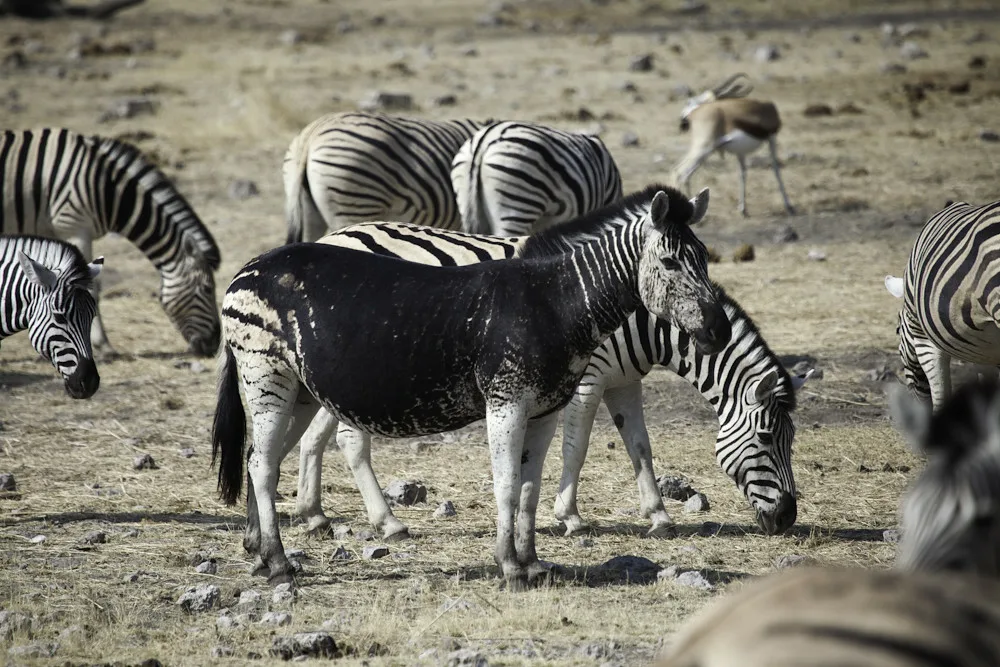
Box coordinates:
[250,558,269,578]
[268,571,296,588]
[384,527,411,542]
[647,523,678,539]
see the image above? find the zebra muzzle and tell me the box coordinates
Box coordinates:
[692,301,732,355]
[755,490,797,536]
[64,357,100,399]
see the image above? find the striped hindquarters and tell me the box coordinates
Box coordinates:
[317,221,520,265]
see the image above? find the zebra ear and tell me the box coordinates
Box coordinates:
[688,188,710,226]
[650,191,671,230]
[17,251,58,291]
[87,256,104,280]
[747,369,779,405]
[888,382,931,454]
[885,275,904,299]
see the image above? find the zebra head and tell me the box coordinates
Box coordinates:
[160,234,220,357]
[17,252,103,399]
[892,380,1000,575]
[885,275,931,401]
[638,188,731,354]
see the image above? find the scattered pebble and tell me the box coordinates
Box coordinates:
[774,554,817,569]
[446,648,489,666]
[434,500,457,518]
[683,493,710,513]
[195,560,217,575]
[279,29,303,46]
[628,53,654,72]
[362,545,390,560]
[228,180,259,201]
[675,570,714,590]
[177,585,221,613]
[803,103,833,117]
[844,31,862,43]
[969,55,986,69]
[270,632,339,660]
[98,97,156,123]
[0,473,17,492]
[577,537,594,548]
[356,529,376,542]
[879,62,907,74]
[383,479,427,505]
[900,41,928,60]
[29,535,45,544]
[212,646,235,658]
[359,90,414,112]
[333,525,353,540]
[7,642,58,659]
[979,129,1000,143]
[807,248,827,261]
[732,244,755,263]
[657,474,696,501]
[460,46,478,57]
[58,625,87,642]
[773,225,799,243]
[237,589,262,607]
[215,614,240,631]
[433,94,458,107]
[81,531,107,545]
[837,102,865,114]
[179,448,196,458]
[865,365,894,382]
[132,453,157,470]
[272,582,297,605]
[883,529,900,543]
[678,0,707,14]
[620,130,639,147]
[189,361,207,374]
[754,44,780,62]
[698,521,722,536]
[330,545,353,561]
[260,611,293,626]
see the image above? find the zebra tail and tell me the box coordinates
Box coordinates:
[456,134,492,235]
[212,344,246,505]
[283,132,319,244]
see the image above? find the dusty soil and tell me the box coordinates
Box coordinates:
[1,0,1000,664]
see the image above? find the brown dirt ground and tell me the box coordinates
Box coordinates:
[1,0,1000,665]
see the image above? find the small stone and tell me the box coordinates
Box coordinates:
[866,365,893,382]
[228,179,259,201]
[628,53,654,72]
[969,55,986,69]
[285,548,307,559]
[619,80,637,93]
[383,479,427,505]
[333,525,353,540]
[774,554,816,569]
[433,94,458,107]
[620,131,639,147]
[807,248,827,261]
[803,103,833,117]
[81,531,107,545]
[260,611,292,626]
[272,582,297,605]
[0,473,17,492]
[879,62,907,74]
[683,493,710,513]
[330,545,353,561]
[362,545,390,560]
[238,589,262,607]
[657,474,696,501]
[356,529,375,542]
[0,611,32,640]
[979,129,1000,143]
[179,447,196,458]
[460,46,478,57]
[845,31,862,43]
[29,534,46,544]
[732,244,755,262]
[772,225,799,243]
[123,529,140,538]
[280,29,303,46]
[189,361,207,373]
[212,646,235,658]
[900,41,928,60]
[837,102,864,114]
[359,90,414,112]
[270,632,338,660]
[177,585,221,613]
[670,83,694,100]
[434,500,457,518]
[698,521,722,536]
[754,44,780,62]
[675,570,714,590]
[883,529,900,543]
[215,614,239,631]
[98,97,156,123]
[195,560,217,575]
[898,23,929,39]
[446,648,489,666]
[133,453,157,470]
[678,0,707,14]
[577,537,594,548]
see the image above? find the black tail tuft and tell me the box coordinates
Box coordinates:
[212,344,246,505]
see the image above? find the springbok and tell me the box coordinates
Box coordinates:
[672,73,794,218]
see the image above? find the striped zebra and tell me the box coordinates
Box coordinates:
[451,120,624,236]
[885,199,1000,409]
[282,112,487,243]
[0,235,103,398]
[0,128,222,357]
[657,380,1000,667]
[289,186,800,541]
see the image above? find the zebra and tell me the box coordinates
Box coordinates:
[657,380,1000,667]
[213,185,732,588]
[451,120,624,237]
[282,112,487,243]
[291,217,802,540]
[0,128,222,357]
[885,199,1000,409]
[0,235,103,398]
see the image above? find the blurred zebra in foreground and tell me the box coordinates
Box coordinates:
[0,235,103,398]
[0,128,221,357]
[885,199,1000,409]
[657,379,1000,667]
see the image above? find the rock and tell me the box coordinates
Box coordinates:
[882,462,910,473]
[600,555,661,581]
[446,648,489,666]
[879,62,907,74]
[0,473,16,492]
[356,529,376,542]
[675,570,714,590]
[362,545,390,560]
[460,46,478,57]
[683,493,710,513]
[359,91,414,112]
[270,632,339,660]
[81,531,107,545]
[732,244,755,262]
[179,447,196,458]
[948,80,970,95]
[98,98,156,123]
[433,94,458,107]
[844,31,861,43]
[215,614,240,631]
[754,44,780,62]
[0,611,32,640]
[969,55,986,69]
[189,361,207,374]
[228,180,259,201]
[132,453,157,470]
[434,500,457,518]
[383,479,427,505]
[238,589,262,607]
[898,23,929,39]
[7,642,58,658]
[772,225,799,243]
[260,611,292,626]
[774,554,816,569]
[657,474,696,501]
[803,103,833,117]
[279,29,303,46]
[333,525,353,540]
[807,248,827,261]
[285,548,307,559]
[29,534,45,544]
[577,537,594,547]
[698,521,722,536]
[330,545,353,561]
[836,102,864,114]
[577,643,610,659]
[620,131,639,147]
[177,585,221,613]
[194,560,217,575]
[619,80,637,93]
[979,129,1000,143]
[628,53,654,72]
[123,529,140,539]
[900,41,928,60]
[272,583,297,605]
[883,529,901,543]
[212,646,235,658]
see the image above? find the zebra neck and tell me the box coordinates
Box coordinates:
[563,238,641,344]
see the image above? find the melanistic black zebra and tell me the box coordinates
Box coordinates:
[0,234,102,398]
[885,199,1000,409]
[282,112,487,243]
[0,128,221,357]
[451,121,624,237]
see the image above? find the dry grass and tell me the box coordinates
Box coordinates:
[1,0,1000,664]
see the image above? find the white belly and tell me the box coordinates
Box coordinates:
[719,130,764,156]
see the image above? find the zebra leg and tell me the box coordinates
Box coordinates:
[554,384,605,536]
[516,412,559,585]
[736,154,749,218]
[336,423,409,540]
[296,409,339,535]
[486,399,528,590]
[914,339,951,410]
[768,136,795,215]
[602,382,675,538]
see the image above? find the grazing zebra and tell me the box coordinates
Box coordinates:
[291,215,801,540]
[658,380,1000,667]
[283,112,487,243]
[213,185,732,588]
[0,235,103,398]
[0,128,222,357]
[451,120,624,236]
[885,199,1000,409]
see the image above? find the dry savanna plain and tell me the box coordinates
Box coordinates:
[2,0,1000,664]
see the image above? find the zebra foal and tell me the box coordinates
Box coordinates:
[658,380,1000,667]
[451,121,623,236]
[0,128,221,357]
[213,186,731,588]
[0,235,103,398]
[885,199,1000,409]
[283,112,486,243]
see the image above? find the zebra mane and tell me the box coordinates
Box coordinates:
[715,283,797,412]
[93,135,221,271]
[521,183,695,256]
[1,234,94,284]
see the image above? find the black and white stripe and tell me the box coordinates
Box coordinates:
[282,112,487,243]
[0,128,221,357]
[451,121,624,236]
[0,234,102,398]
[886,199,1000,409]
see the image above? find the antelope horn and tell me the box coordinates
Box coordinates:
[713,72,754,99]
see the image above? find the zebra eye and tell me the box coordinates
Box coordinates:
[757,431,773,446]
[661,257,681,271]
[52,312,67,326]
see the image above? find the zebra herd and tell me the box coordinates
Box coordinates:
[3,71,1000,662]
